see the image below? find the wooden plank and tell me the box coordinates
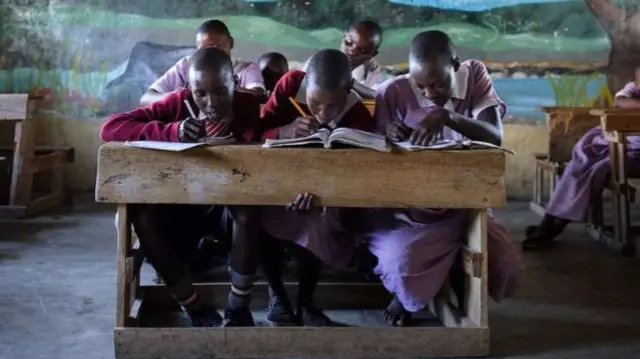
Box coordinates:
[114,326,489,359]
[141,283,392,310]
[32,150,69,173]
[0,94,29,121]
[9,98,36,206]
[95,143,506,208]
[464,210,488,328]
[27,191,66,215]
[0,146,75,162]
[116,205,132,327]
[628,178,640,191]
[601,113,640,133]
[545,107,601,163]
[589,108,640,117]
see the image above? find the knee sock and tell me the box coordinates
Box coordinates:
[228,268,255,309]
[171,275,205,313]
[296,249,324,308]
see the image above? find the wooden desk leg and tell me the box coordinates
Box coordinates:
[9,99,36,207]
[464,209,488,328]
[116,204,133,327]
[534,164,543,206]
[614,137,634,256]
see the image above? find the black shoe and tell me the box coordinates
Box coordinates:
[186,305,223,327]
[266,297,297,326]
[296,306,332,327]
[522,233,555,250]
[383,296,412,327]
[222,307,255,327]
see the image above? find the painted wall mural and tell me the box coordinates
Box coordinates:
[0,0,638,120]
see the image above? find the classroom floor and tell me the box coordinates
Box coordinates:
[1,197,640,359]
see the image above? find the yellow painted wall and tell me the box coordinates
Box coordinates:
[1,116,549,200]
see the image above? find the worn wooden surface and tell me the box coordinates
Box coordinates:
[541,107,602,163]
[600,113,640,133]
[95,143,506,208]
[114,326,489,359]
[0,94,29,121]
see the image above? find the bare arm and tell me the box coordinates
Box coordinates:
[446,106,503,146]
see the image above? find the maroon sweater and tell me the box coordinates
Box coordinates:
[259,70,374,140]
[100,88,261,143]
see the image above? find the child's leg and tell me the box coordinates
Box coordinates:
[130,204,223,327]
[291,245,332,326]
[261,237,297,325]
[224,206,261,326]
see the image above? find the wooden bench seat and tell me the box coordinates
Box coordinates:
[96,143,507,359]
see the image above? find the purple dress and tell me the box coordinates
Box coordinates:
[366,60,521,312]
[547,82,640,221]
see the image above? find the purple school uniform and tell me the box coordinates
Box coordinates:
[546,82,640,222]
[148,56,265,93]
[364,60,520,311]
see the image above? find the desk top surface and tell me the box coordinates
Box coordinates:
[95,142,507,208]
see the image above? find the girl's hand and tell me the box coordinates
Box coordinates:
[410,108,451,146]
[279,116,320,139]
[286,193,314,212]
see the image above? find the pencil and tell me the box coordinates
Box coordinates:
[183,99,198,120]
[288,97,310,118]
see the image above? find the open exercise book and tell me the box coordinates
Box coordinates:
[123,134,235,152]
[395,139,515,154]
[263,127,392,152]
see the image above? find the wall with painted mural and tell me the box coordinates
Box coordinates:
[0,0,637,195]
[2,0,637,120]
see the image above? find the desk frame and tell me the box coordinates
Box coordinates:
[96,143,507,359]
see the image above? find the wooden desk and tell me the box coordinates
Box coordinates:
[96,143,507,359]
[589,110,640,256]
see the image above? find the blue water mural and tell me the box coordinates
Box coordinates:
[389,0,577,11]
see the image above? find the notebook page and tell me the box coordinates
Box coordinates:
[328,128,390,151]
[123,141,206,152]
[394,140,462,151]
[262,128,330,148]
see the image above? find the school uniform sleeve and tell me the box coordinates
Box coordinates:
[342,102,375,132]
[373,78,402,135]
[148,56,189,93]
[100,89,188,142]
[260,70,305,140]
[467,60,506,119]
[230,91,263,143]
[238,61,266,90]
[615,82,640,99]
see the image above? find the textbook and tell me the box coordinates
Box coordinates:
[124,135,235,152]
[263,127,391,152]
[394,139,515,154]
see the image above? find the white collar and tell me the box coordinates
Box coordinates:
[294,78,361,129]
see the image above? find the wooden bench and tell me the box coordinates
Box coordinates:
[0,94,74,218]
[530,107,601,218]
[95,143,507,359]
[588,110,640,256]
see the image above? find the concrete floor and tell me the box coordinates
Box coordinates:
[0,199,639,359]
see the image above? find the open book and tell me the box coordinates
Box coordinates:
[263,127,391,152]
[124,134,235,152]
[394,139,515,154]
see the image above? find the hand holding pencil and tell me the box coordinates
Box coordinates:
[278,97,321,139]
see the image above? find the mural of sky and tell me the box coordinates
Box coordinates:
[0,0,635,120]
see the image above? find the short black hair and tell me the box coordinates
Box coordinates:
[409,30,456,62]
[188,47,234,80]
[305,49,352,90]
[348,19,383,49]
[197,19,231,37]
[258,52,288,71]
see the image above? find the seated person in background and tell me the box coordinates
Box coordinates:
[523,71,640,249]
[369,30,521,326]
[302,20,388,100]
[141,19,265,105]
[258,49,373,326]
[101,47,262,327]
[258,52,289,100]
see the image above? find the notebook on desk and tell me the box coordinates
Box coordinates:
[394,139,515,154]
[124,134,236,152]
[263,127,391,152]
